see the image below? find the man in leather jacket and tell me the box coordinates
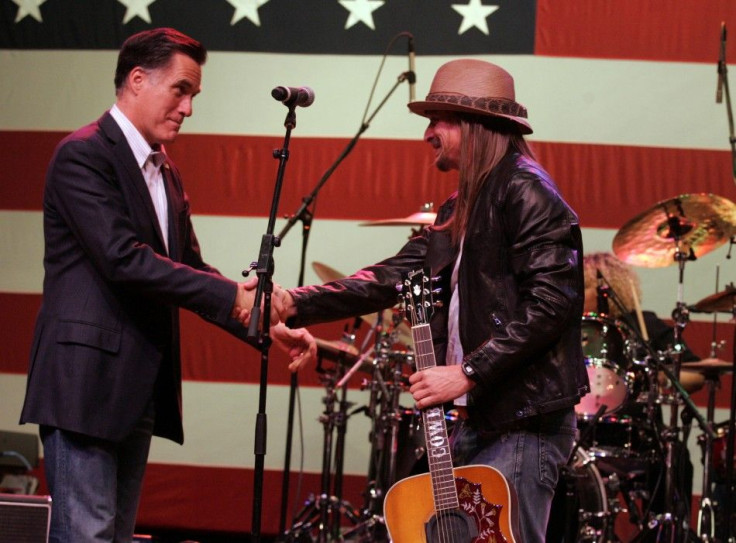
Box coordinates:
[276,59,588,542]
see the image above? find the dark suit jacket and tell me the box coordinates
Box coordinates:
[20,111,245,444]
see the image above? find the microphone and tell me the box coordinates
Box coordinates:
[596,269,610,314]
[271,86,315,107]
[717,22,726,104]
[408,36,416,102]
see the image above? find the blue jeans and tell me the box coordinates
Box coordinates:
[40,406,155,543]
[450,408,577,543]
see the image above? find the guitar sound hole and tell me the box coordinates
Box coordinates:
[425,509,479,542]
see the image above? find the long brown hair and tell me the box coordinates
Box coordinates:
[444,115,536,245]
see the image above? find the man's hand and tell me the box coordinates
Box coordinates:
[271,323,317,372]
[231,279,256,325]
[232,278,285,327]
[408,365,475,409]
[272,284,297,323]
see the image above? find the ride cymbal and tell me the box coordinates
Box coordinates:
[691,284,736,313]
[612,193,736,268]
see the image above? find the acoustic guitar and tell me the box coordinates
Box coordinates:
[383,269,521,543]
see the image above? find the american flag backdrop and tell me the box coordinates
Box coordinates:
[2,0,736,536]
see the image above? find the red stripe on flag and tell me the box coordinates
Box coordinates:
[0,293,39,374]
[2,131,734,230]
[536,0,736,63]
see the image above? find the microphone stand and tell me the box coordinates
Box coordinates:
[277,69,416,538]
[247,104,298,543]
[717,22,736,539]
[717,22,736,184]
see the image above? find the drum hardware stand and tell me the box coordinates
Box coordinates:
[343,326,412,543]
[274,31,416,535]
[285,346,364,542]
[696,368,723,542]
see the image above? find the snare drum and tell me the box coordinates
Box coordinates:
[577,313,638,418]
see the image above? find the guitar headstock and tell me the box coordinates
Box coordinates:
[398,269,439,327]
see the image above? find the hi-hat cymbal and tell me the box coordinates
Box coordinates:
[681,358,734,373]
[359,203,437,227]
[612,193,736,268]
[359,211,437,227]
[311,261,414,347]
[692,284,736,313]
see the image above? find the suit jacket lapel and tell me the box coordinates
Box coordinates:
[99,112,169,255]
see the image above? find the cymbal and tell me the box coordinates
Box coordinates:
[359,211,437,227]
[314,337,373,373]
[312,261,343,283]
[612,193,736,268]
[692,284,736,313]
[359,203,437,227]
[681,358,733,373]
[311,261,414,347]
[315,337,359,361]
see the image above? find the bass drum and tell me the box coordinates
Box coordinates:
[546,447,609,542]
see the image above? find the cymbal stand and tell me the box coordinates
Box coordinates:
[648,236,693,541]
[286,353,361,542]
[697,368,723,541]
[343,325,409,542]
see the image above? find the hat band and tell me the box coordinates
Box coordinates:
[424,93,528,119]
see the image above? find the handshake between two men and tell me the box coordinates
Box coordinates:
[231,278,315,372]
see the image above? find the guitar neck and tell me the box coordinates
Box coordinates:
[413,323,460,512]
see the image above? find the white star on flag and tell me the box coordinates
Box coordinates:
[338,0,384,31]
[227,0,270,26]
[452,0,499,35]
[117,0,156,25]
[12,0,46,23]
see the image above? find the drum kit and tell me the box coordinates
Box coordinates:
[552,193,736,543]
[284,195,736,543]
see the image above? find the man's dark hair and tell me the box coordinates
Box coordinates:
[114,28,207,92]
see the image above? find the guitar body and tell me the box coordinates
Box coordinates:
[384,464,521,543]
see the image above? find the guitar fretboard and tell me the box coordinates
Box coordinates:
[412,323,460,512]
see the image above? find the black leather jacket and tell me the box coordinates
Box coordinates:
[290,152,589,431]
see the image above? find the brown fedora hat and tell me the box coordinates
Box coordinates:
[408,59,532,134]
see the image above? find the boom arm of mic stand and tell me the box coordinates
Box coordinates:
[278,73,409,242]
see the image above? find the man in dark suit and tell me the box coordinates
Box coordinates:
[19,28,315,542]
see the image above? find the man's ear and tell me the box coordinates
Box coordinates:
[127,66,147,94]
